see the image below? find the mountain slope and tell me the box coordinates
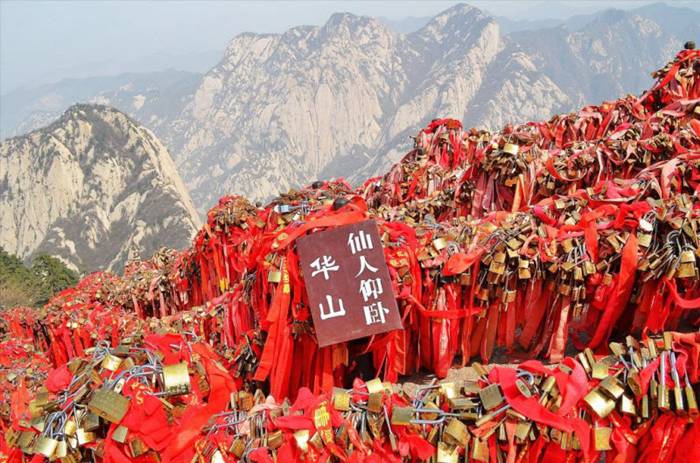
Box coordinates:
[170,5,521,207]
[3,3,696,213]
[0,104,200,273]
[169,3,693,209]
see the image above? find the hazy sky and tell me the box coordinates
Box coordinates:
[1,1,699,95]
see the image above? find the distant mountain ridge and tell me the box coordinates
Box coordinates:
[2,3,698,214]
[0,104,200,273]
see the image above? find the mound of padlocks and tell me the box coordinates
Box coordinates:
[2,47,700,461]
[3,331,700,462]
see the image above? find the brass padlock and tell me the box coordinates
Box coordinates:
[593,427,612,451]
[367,392,383,413]
[54,440,68,459]
[128,438,148,457]
[619,394,636,416]
[88,389,129,423]
[331,388,351,412]
[82,413,100,431]
[539,376,557,404]
[599,376,625,399]
[471,437,489,462]
[229,438,246,458]
[4,428,19,447]
[34,436,59,458]
[60,451,81,463]
[238,391,254,411]
[443,418,469,447]
[503,143,519,156]
[448,397,478,410]
[479,384,505,410]
[162,362,191,396]
[365,378,384,394]
[63,419,77,436]
[266,430,284,449]
[515,421,531,441]
[391,406,413,426]
[112,425,128,443]
[76,429,96,446]
[17,431,36,454]
[584,389,615,418]
[101,354,122,372]
[436,441,459,463]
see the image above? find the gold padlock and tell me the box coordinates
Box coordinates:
[112,425,128,444]
[448,397,478,410]
[54,440,68,459]
[229,438,246,458]
[238,391,254,411]
[128,438,148,457]
[436,441,459,463]
[101,354,122,372]
[60,451,81,463]
[479,384,505,410]
[365,378,384,394]
[76,429,96,446]
[267,270,282,283]
[584,389,616,418]
[162,362,191,396]
[515,421,531,441]
[34,436,59,458]
[4,428,19,447]
[266,430,284,449]
[63,419,77,436]
[391,406,413,426]
[88,389,129,423]
[619,394,636,416]
[593,427,612,451]
[502,143,519,156]
[599,376,625,399]
[17,431,36,453]
[82,413,100,431]
[367,392,383,413]
[471,437,489,462]
[443,418,469,447]
[433,237,448,251]
[331,388,351,412]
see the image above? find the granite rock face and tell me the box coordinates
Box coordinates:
[168,4,687,208]
[4,4,694,213]
[0,104,200,273]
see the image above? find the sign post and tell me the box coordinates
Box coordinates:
[296,219,403,347]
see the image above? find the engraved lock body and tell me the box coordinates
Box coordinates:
[88,389,129,424]
[443,418,469,448]
[162,362,191,396]
[479,384,505,410]
[584,389,616,418]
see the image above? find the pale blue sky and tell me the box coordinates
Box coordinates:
[1,1,698,94]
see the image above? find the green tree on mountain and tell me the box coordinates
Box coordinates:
[0,247,79,309]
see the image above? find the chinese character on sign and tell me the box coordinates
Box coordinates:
[356,255,378,277]
[348,230,373,255]
[359,278,383,302]
[363,301,389,325]
[319,295,346,320]
[310,255,339,280]
[296,219,402,347]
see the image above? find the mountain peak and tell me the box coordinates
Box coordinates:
[0,105,199,273]
[412,3,494,43]
[322,11,386,36]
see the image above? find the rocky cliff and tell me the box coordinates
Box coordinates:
[0,104,200,272]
